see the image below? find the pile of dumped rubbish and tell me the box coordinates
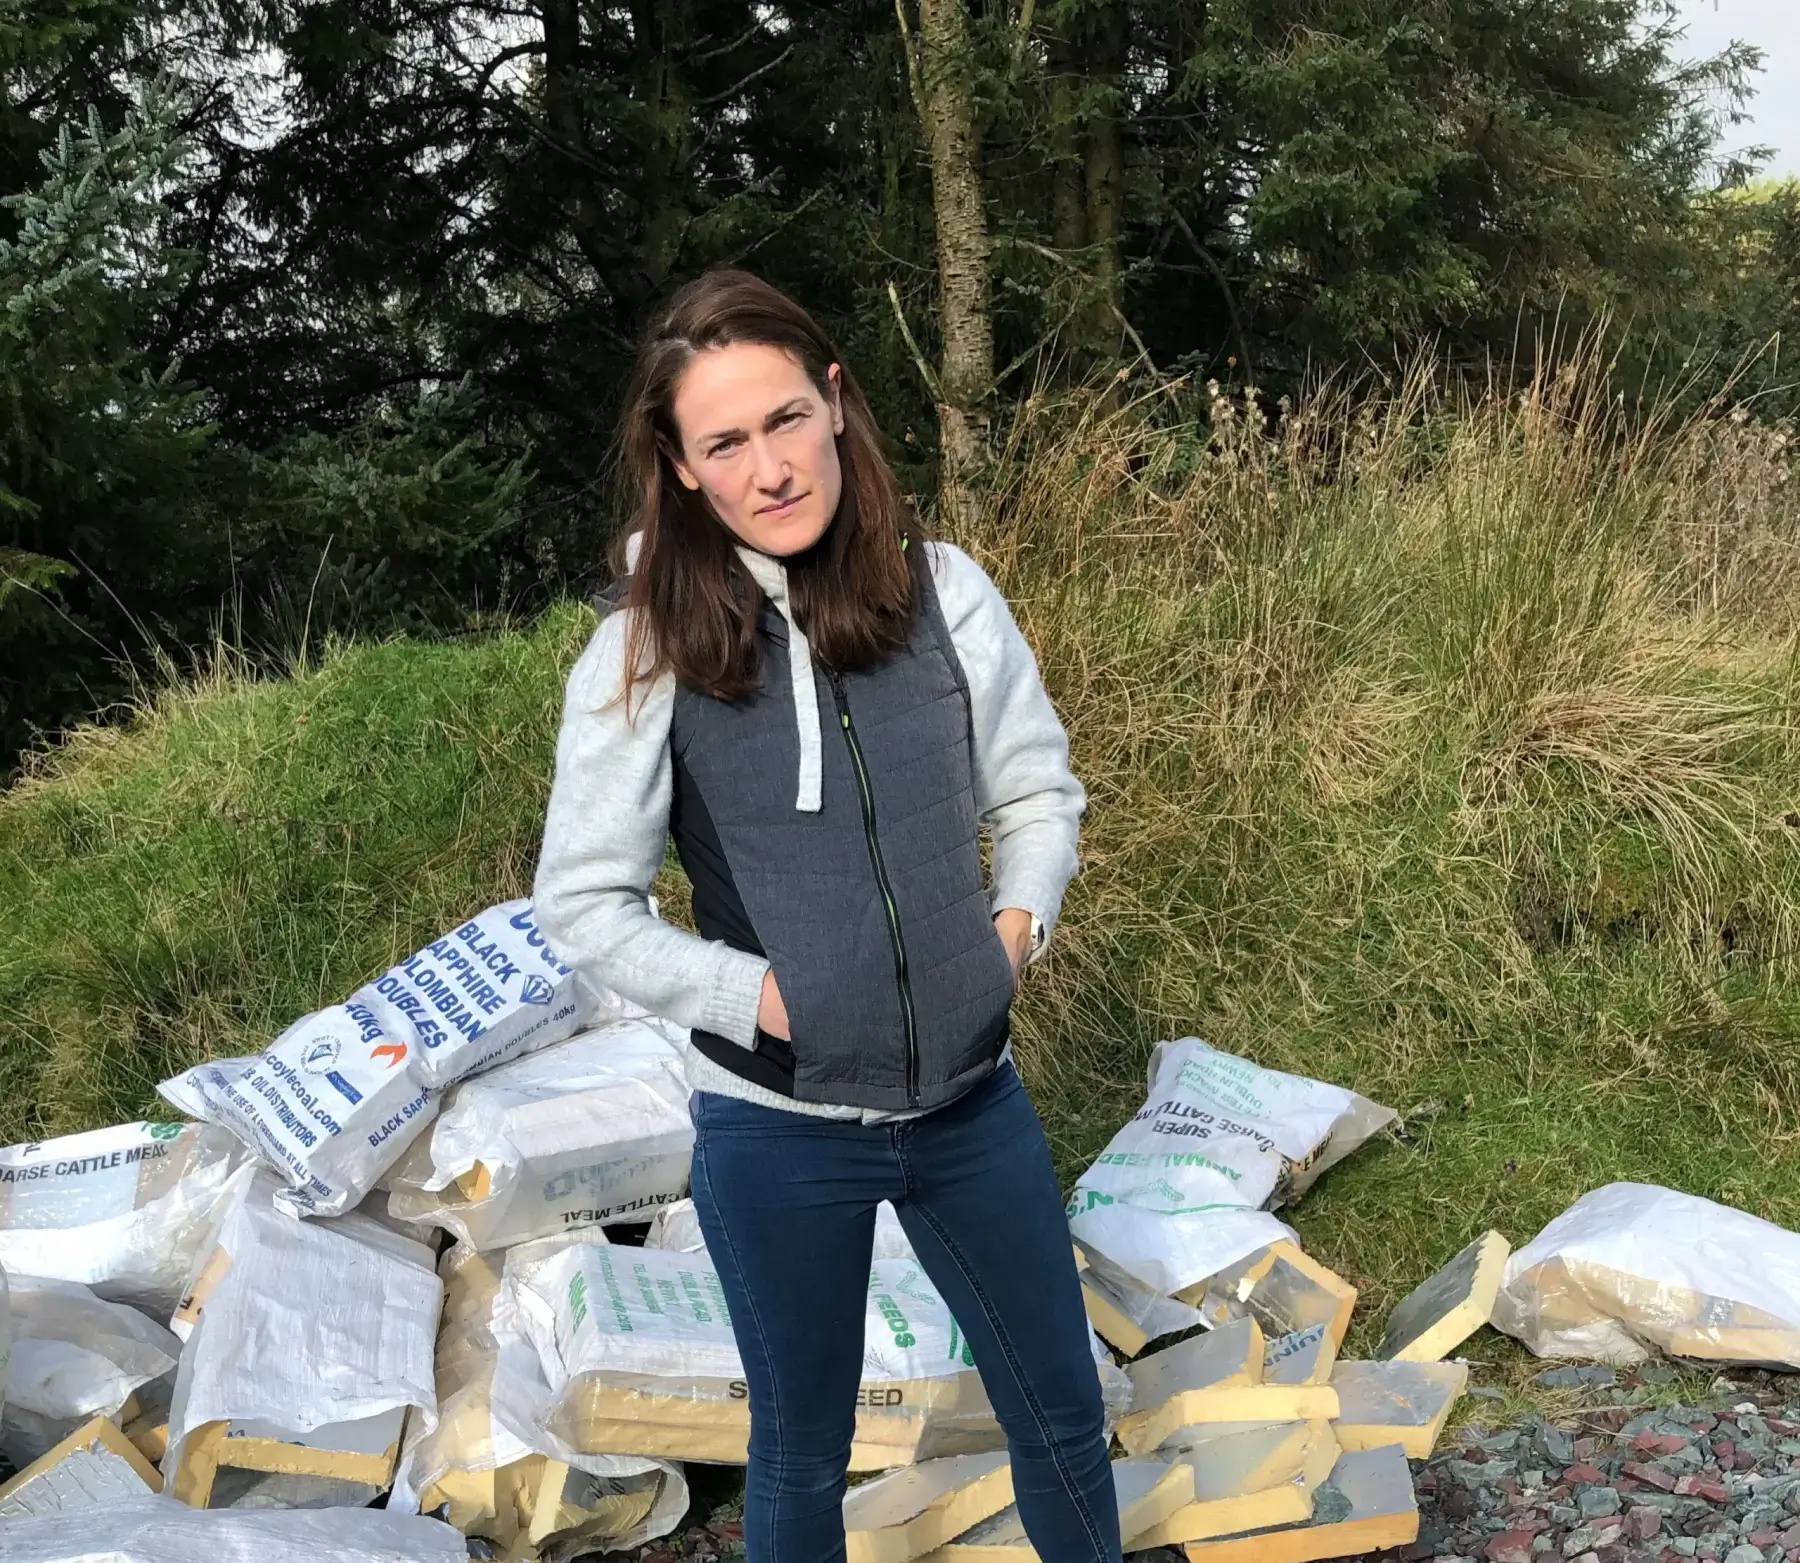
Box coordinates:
[3,898,1800,1563]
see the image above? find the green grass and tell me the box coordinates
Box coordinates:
[4,359,1799,1379]
[0,622,582,1133]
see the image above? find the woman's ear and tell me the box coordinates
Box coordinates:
[827,363,845,436]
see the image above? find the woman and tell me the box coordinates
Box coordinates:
[534,270,1117,1563]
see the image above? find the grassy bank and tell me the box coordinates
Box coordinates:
[4,362,1798,1363]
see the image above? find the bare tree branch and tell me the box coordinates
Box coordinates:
[469,40,546,100]
[725,186,828,265]
[1170,210,1255,385]
[697,45,795,107]
[893,0,927,117]
[691,19,770,66]
[1012,237,1159,376]
[887,279,942,401]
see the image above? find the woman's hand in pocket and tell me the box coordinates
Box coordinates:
[994,907,1034,989]
[757,969,791,1039]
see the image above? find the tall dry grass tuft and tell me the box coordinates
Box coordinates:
[946,356,1800,1290]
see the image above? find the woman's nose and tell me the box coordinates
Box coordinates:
[749,435,791,493]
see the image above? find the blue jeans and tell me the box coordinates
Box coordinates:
[689,1062,1122,1563]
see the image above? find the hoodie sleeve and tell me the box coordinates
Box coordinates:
[533,610,769,1046]
[928,542,1086,942]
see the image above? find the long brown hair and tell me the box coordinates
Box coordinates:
[616,269,916,704]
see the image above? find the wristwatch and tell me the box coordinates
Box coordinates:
[1025,914,1048,968]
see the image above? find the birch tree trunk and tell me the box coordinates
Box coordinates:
[908,0,993,525]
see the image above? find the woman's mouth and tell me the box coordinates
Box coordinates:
[757,492,807,518]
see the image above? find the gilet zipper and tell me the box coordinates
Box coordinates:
[826,668,921,1106]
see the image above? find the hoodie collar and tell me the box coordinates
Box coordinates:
[622,532,823,814]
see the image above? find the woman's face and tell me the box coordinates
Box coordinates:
[668,342,846,557]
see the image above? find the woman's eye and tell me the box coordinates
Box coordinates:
[707,439,740,458]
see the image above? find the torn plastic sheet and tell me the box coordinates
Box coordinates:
[1493,1181,1800,1368]
[1,1275,178,1469]
[642,1199,706,1253]
[157,900,592,1218]
[1066,1038,1392,1298]
[1077,1244,1209,1345]
[387,1018,693,1249]
[0,1121,247,1319]
[392,1239,686,1557]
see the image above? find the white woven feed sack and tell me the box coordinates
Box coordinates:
[512,1243,1015,1468]
[1,1276,179,1467]
[157,900,588,1219]
[645,1197,918,1261]
[370,899,589,1090]
[157,1014,439,1221]
[0,1264,10,1416]
[1493,1182,1800,1368]
[1066,1038,1395,1299]
[0,1122,247,1319]
[634,1203,1127,1429]
[391,1242,686,1554]
[386,1019,694,1248]
[0,1497,471,1563]
[163,1175,442,1496]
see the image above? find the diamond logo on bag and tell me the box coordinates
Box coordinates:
[301,1038,341,1075]
[520,975,555,1006]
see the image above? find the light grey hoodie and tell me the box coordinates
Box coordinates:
[533,540,1085,1122]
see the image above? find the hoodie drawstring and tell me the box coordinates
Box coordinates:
[734,547,824,814]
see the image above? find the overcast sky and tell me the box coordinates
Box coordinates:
[1672,0,1799,176]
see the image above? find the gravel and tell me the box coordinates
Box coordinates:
[1361,1367,1800,1563]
